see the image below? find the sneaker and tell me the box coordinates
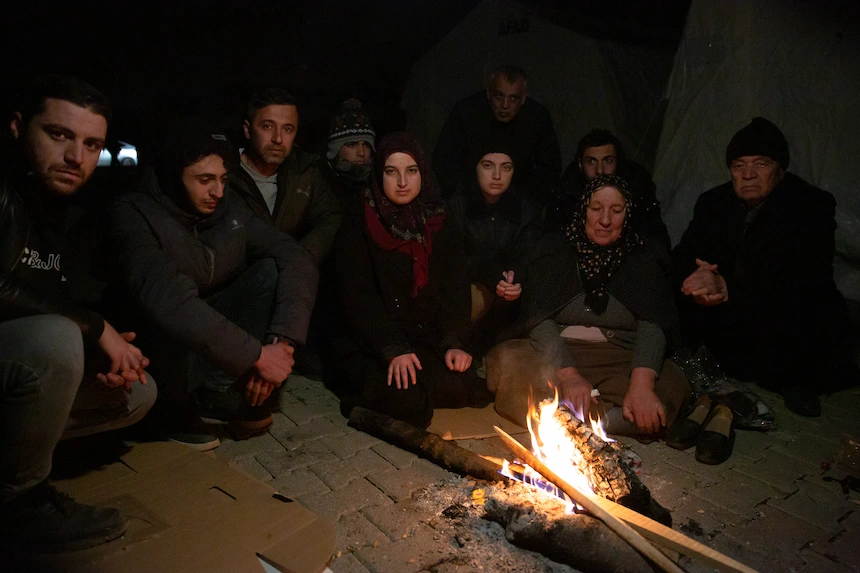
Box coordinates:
[193,386,273,436]
[167,420,221,451]
[0,482,128,553]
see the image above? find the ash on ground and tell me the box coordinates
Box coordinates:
[393,475,582,573]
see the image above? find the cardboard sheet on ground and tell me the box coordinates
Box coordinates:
[428,404,527,440]
[12,441,334,573]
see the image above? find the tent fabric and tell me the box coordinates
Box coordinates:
[653,0,860,299]
[402,0,674,176]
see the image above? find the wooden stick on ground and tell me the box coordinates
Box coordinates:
[479,454,758,573]
[494,425,685,573]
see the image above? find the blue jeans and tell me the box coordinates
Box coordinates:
[0,315,157,499]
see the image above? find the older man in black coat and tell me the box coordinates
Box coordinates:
[672,117,858,417]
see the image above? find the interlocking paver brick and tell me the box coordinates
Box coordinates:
[731,429,772,462]
[353,523,456,573]
[269,467,331,498]
[640,464,701,511]
[690,470,773,520]
[663,447,740,482]
[270,416,345,448]
[297,477,393,523]
[671,495,747,541]
[310,448,397,490]
[733,449,813,495]
[336,510,390,553]
[708,531,803,573]
[256,439,339,476]
[810,521,860,569]
[279,398,323,425]
[214,430,285,459]
[767,478,854,534]
[227,454,273,483]
[721,506,830,569]
[367,461,453,503]
[771,432,841,467]
[319,431,382,459]
[798,548,857,573]
[330,552,373,573]
[361,497,439,541]
[372,442,418,469]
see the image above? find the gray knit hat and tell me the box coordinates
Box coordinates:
[326,99,376,160]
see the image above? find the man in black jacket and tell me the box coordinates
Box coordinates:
[432,65,561,201]
[672,117,858,417]
[0,75,156,553]
[550,129,670,249]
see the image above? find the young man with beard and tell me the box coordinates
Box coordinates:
[0,74,156,553]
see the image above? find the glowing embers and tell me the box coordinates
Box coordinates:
[500,386,614,512]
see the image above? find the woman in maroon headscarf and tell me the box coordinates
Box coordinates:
[324,132,493,428]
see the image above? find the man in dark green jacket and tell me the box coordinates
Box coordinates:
[228,88,342,266]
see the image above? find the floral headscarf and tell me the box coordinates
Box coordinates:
[564,174,642,314]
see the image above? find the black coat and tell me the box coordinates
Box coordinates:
[432,90,561,201]
[446,183,543,289]
[330,198,471,364]
[510,232,680,344]
[672,172,840,312]
[107,169,318,377]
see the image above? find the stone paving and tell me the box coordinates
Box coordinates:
[215,375,860,573]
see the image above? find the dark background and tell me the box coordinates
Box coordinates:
[2,0,690,164]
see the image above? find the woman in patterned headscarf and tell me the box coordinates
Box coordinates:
[487,174,690,439]
[324,132,493,429]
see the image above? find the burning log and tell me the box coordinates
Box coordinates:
[494,425,686,573]
[347,407,505,483]
[550,403,669,524]
[482,481,659,573]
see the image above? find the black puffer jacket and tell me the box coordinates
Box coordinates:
[0,168,104,344]
[108,168,318,377]
[447,183,543,289]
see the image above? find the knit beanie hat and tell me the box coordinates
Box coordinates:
[725,117,790,170]
[326,99,376,160]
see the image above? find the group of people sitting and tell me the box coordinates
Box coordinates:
[1,66,857,553]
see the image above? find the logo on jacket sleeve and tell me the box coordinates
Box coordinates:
[22,247,61,271]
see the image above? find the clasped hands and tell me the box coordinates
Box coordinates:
[681,258,728,306]
[495,270,522,302]
[96,322,149,390]
[245,339,295,406]
[387,349,473,389]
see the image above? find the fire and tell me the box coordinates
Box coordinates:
[500,386,614,511]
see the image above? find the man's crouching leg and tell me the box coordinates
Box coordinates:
[0,315,129,553]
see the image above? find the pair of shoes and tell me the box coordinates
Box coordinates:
[781,388,821,417]
[695,403,735,465]
[665,395,712,450]
[0,482,128,553]
[193,386,273,437]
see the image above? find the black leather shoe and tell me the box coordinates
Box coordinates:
[666,395,713,450]
[782,388,821,417]
[696,403,735,465]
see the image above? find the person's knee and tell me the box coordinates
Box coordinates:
[4,315,86,384]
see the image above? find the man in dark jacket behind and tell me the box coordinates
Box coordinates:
[228,88,342,266]
[108,118,318,447]
[1,74,156,553]
[672,117,858,417]
[432,64,561,201]
[550,129,670,250]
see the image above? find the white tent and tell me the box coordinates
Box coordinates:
[402,0,675,174]
[653,0,860,299]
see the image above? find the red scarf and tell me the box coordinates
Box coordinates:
[364,201,445,297]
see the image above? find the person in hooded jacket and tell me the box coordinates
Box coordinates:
[446,136,543,356]
[325,132,493,429]
[107,118,318,449]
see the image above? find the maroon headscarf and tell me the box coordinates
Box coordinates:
[364,132,445,296]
